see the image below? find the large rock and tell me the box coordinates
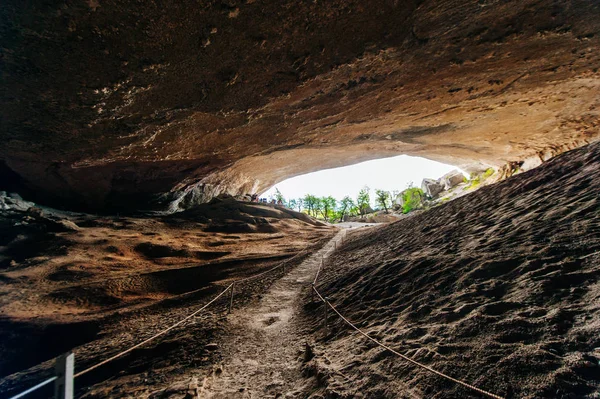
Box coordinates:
[442,170,466,190]
[1,1,599,211]
[0,192,35,211]
[421,178,444,199]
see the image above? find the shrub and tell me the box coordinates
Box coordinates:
[401,187,424,214]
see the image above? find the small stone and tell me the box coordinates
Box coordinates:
[205,343,219,351]
[58,220,81,231]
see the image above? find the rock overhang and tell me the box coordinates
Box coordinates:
[1,0,599,211]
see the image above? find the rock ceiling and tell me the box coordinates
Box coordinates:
[1,0,599,210]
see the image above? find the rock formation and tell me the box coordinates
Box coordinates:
[441,170,466,190]
[421,178,444,199]
[1,0,599,211]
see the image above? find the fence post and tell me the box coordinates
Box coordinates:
[228,283,234,314]
[54,352,74,399]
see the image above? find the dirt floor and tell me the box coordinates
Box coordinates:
[303,142,600,398]
[198,230,344,398]
[0,198,335,398]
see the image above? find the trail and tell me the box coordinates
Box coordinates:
[199,230,344,398]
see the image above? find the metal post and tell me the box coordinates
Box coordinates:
[54,352,74,399]
[334,241,337,250]
[228,283,234,314]
[311,283,315,302]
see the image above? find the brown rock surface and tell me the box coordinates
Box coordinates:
[1,0,600,210]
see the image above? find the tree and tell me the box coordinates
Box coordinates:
[274,188,285,205]
[320,196,337,222]
[313,197,324,218]
[303,194,319,217]
[356,186,370,216]
[401,187,424,214]
[375,189,391,213]
[295,198,303,212]
[288,198,297,211]
[337,196,355,222]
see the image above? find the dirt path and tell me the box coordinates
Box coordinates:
[199,230,344,398]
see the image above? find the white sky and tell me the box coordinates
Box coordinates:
[261,154,460,202]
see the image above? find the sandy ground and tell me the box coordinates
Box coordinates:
[302,142,600,399]
[197,230,344,398]
[0,198,335,398]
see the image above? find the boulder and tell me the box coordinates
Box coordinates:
[442,170,465,190]
[0,192,35,211]
[421,178,444,198]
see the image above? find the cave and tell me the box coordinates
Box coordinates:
[1,0,599,212]
[1,1,599,398]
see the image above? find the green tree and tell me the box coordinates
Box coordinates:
[375,189,391,213]
[356,186,370,216]
[319,196,337,222]
[274,188,285,205]
[337,196,355,222]
[401,187,424,214]
[303,194,319,217]
[288,198,297,211]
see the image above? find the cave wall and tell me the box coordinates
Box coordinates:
[1,0,599,211]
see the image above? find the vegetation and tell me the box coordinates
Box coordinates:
[356,186,371,216]
[303,194,320,218]
[337,196,355,222]
[274,188,285,203]
[319,196,337,222]
[465,168,496,190]
[375,189,391,213]
[264,168,494,223]
[400,187,424,214]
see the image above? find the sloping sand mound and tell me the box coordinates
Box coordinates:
[308,142,600,398]
[175,196,327,227]
[0,196,334,384]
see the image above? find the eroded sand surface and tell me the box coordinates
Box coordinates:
[0,199,335,397]
[304,142,600,398]
[199,231,343,398]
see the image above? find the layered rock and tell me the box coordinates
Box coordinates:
[1,0,599,211]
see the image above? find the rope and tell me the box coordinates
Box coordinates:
[75,256,296,378]
[312,233,504,399]
[8,377,57,399]
[8,254,296,397]
[74,282,233,378]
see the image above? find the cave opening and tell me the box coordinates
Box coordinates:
[257,155,476,221]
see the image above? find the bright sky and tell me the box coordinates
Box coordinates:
[261,155,460,203]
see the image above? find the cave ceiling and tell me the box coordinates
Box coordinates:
[1,0,599,210]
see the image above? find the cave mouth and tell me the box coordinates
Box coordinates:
[260,154,462,205]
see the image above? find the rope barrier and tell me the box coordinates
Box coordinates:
[75,257,294,378]
[8,249,303,398]
[7,229,506,399]
[312,232,505,399]
[74,282,233,378]
[74,255,300,378]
